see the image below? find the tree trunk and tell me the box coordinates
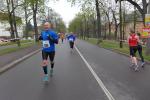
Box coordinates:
[24,1,28,39]
[86,18,90,39]
[93,18,97,38]
[9,13,15,38]
[95,0,102,44]
[33,11,38,42]
[32,2,38,42]
[84,15,87,39]
[119,0,123,48]
[11,0,20,47]
[123,7,126,40]
[133,0,137,31]
[112,10,118,40]
[80,21,83,39]
[142,0,147,25]
[106,12,111,39]
[104,16,107,39]
[6,0,15,38]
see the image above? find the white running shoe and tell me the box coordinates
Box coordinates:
[134,65,139,72]
[130,63,135,68]
[141,62,145,68]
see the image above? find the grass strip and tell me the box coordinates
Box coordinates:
[0,43,35,56]
[84,38,150,62]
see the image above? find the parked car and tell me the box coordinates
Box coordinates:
[10,38,20,42]
[0,40,3,43]
[2,39,9,42]
[0,38,9,42]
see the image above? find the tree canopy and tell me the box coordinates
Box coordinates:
[0,12,22,25]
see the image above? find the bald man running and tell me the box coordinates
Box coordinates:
[39,22,58,82]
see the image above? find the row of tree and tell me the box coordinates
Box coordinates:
[0,0,66,46]
[45,7,66,33]
[0,0,45,46]
[68,0,150,52]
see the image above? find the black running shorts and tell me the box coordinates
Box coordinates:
[42,51,55,62]
[69,41,74,49]
[129,46,137,57]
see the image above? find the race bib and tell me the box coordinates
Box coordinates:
[42,40,50,48]
[69,38,74,42]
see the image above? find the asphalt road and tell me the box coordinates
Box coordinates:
[0,40,150,100]
[76,39,150,100]
[0,40,107,100]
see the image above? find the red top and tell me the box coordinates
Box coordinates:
[128,34,138,47]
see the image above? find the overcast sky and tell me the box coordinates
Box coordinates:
[48,0,81,27]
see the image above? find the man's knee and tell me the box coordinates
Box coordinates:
[42,60,48,66]
[51,61,54,65]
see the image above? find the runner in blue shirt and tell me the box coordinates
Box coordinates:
[67,32,76,50]
[39,22,58,82]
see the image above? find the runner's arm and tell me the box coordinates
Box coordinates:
[39,32,43,40]
[127,36,130,45]
[48,32,58,44]
[137,36,140,43]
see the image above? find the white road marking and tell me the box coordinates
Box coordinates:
[75,46,115,100]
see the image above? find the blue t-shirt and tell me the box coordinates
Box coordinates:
[41,29,58,52]
[67,34,76,42]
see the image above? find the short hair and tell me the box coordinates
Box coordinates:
[43,22,50,25]
[130,29,135,33]
[137,33,141,36]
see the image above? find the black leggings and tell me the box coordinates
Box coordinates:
[42,51,55,62]
[61,39,64,43]
[137,45,144,62]
[69,41,74,49]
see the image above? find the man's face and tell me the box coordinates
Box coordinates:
[44,22,51,30]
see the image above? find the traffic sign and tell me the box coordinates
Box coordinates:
[141,28,150,38]
[145,14,150,26]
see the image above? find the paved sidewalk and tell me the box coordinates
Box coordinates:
[0,44,41,68]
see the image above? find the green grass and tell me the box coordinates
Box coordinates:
[0,40,33,46]
[84,38,150,62]
[0,43,34,56]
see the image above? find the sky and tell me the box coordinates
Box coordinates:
[48,0,81,27]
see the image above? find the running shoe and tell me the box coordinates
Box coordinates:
[141,62,145,68]
[130,63,135,68]
[134,65,139,72]
[43,74,49,82]
[50,69,53,77]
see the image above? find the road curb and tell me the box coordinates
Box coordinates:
[0,49,41,74]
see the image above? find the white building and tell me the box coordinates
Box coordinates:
[0,23,10,36]
[0,22,23,37]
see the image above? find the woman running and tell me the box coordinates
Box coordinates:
[127,29,139,71]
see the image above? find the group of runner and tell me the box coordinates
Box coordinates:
[39,21,145,82]
[39,22,76,82]
[127,29,145,71]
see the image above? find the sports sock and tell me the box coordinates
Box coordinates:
[43,66,48,74]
